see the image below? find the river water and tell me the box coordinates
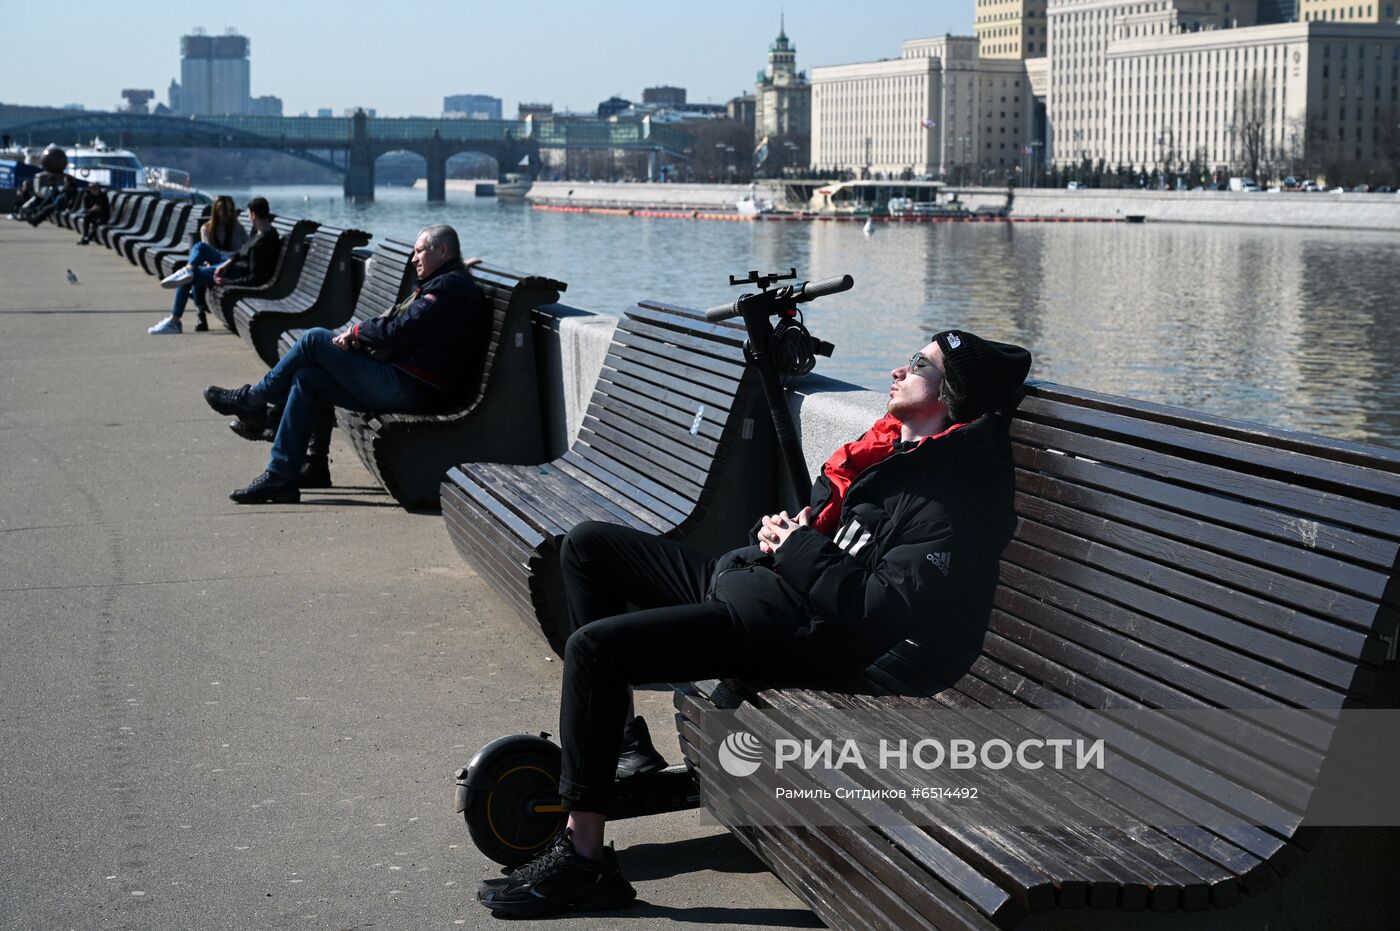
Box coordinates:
[228,184,1400,450]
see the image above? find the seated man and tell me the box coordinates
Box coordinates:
[76,182,110,245]
[150,196,280,334]
[28,175,78,226]
[476,330,1031,919]
[202,223,486,503]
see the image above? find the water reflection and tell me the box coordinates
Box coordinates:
[230,185,1400,448]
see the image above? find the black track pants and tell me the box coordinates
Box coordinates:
[557,520,762,812]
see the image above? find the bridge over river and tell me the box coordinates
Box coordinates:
[0,107,693,200]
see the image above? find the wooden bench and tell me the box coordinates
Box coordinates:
[71,190,130,235]
[119,198,186,264]
[96,192,158,249]
[276,237,417,360]
[332,261,566,509]
[140,204,210,276]
[109,195,170,256]
[229,224,370,366]
[440,300,779,652]
[56,184,91,230]
[674,381,1400,931]
[207,216,320,332]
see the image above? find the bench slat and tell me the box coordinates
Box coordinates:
[1012,421,1400,551]
[999,541,1362,706]
[1016,393,1400,504]
[1013,484,1390,657]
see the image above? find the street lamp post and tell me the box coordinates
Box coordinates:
[715,142,736,183]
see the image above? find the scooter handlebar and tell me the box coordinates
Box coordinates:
[795,274,854,302]
[703,274,854,322]
[703,299,741,322]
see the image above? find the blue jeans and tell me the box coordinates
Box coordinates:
[171,242,226,317]
[251,328,442,477]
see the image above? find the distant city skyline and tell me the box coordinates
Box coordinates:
[0,0,971,117]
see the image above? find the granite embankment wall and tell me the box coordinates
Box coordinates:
[532,304,884,477]
[527,181,1400,231]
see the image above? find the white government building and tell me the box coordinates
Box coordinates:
[808,0,1400,176]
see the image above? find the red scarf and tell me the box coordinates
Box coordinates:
[810,414,964,537]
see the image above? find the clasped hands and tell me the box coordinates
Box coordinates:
[758,506,812,555]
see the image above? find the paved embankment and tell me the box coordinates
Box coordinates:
[0,222,821,931]
[528,180,1400,230]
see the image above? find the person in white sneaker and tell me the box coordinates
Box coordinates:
[150,196,271,335]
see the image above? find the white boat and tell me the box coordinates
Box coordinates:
[495,172,532,199]
[63,138,197,196]
[736,189,776,216]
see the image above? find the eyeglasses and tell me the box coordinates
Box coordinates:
[904,352,938,379]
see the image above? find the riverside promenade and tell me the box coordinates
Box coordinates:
[0,222,820,930]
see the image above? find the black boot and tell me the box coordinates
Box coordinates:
[230,470,300,504]
[194,310,209,332]
[297,456,332,489]
[204,384,267,429]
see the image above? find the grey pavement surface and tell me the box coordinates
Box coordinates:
[0,222,822,931]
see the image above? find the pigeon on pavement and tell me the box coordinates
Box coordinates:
[66,269,79,284]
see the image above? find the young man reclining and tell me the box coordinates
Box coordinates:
[476,329,1032,918]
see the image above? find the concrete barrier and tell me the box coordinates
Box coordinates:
[528,181,779,212]
[533,305,885,476]
[527,181,1400,231]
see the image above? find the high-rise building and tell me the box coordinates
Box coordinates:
[974,0,1049,58]
[1040,0,1400,172]
[1045,1,1262,167]
[1258,0,1299,22]
[810,36,1033,177]
[1300,0,1397,20]
[177,29,251,115]
[443,94,502,120]
[755,18,811,170]
[518,102,554,120]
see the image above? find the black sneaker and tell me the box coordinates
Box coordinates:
[616,716,668,780]
[297,456,332,489]
[477,830,635,918]
[229,470,300,504]
[204,384,267,428]
[229,417,276,443]
[194,311,209,332]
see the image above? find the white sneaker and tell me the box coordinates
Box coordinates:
[160,266,195,289]
[148,316,182,334]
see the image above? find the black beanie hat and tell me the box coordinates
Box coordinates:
[931,330,1032,421]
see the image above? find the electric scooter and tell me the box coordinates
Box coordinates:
[455,270,853,867]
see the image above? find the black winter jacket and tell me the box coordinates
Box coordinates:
[353,258,486,396]
[709,412,1016,681]
[223,225,281,286]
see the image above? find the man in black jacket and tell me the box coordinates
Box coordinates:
[76,183,109,245]
[476,330,1031,919]
[202,223,485,503]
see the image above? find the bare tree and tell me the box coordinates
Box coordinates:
[1233,79,1270,183]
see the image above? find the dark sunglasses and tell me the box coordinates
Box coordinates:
[905,352,939,378]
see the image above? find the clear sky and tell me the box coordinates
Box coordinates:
[1,0,971,117]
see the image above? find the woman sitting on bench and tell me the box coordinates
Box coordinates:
[477,330,1032,918]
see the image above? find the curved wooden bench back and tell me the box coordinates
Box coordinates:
[677,381,1400,929]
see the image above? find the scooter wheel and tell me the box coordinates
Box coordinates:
[459,735,566,867]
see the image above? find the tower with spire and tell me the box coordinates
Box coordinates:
[754,15,811,175]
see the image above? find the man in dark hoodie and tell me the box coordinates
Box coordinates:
[202,223,485,503]
[476,330,1033,919]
